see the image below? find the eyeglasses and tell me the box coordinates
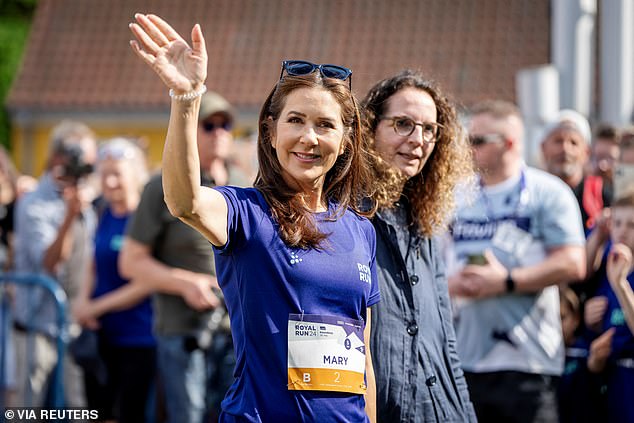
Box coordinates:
[469,133,506,146]
[202,121,232,132]
[280,60,353,89]
[380,116,443,142]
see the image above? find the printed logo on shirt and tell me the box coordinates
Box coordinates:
[110,235,124,251]
[289,250,303,265]
[611,308,625,326]
[357,263,371,284]
[564,360,579,375]
[450,216,531,242]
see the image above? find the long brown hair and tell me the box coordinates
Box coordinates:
[362,70,473,236]
[255,72,374,249]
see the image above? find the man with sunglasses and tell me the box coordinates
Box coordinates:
[446,100,586,423]
[119,91,238,423]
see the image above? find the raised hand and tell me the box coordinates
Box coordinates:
[72,298,100,330]
[606,243,634,333]
[584,295,608,333]
[456,249,507,298]
[607,243,633,289]
[129,13,207,94]
[180,273,221,311]
[587,327,614,373]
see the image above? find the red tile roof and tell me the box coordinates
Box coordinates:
[6,0,550,112]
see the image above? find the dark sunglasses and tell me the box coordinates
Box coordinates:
[202,121,232,132]
[469,133,506,146]
[280,60,353,89]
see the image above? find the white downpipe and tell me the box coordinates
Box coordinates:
[516,66,560,167]
[600,0,634,126]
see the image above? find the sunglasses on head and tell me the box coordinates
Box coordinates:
[469,133,506,146]
[202,121,232,132]
[280,60,353,89]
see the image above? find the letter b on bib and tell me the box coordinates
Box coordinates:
[303,373,311,383]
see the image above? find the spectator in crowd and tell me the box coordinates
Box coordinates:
[605,196,634,334]
[119,97,232,422]
[557,286,610,423]
[195,91,249,187]
[585,128,634,315]
[0,145,37,271]
[73,138,154,423]
[119,75,237,423]
[614,128,634,200]
[590,124,620,189]
[0,145,18,271]
[13,120,98,406]
[128,13,379,423]
[361,70,476,422]
[0,145,20,405]
[540,110,608,232]
[446,100,586,423]
[580,192,634,423]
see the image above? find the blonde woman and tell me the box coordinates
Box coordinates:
[73,138,154,423]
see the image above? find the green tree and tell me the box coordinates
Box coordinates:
[0,0,37,149]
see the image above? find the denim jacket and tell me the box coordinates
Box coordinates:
[370,205,476,423]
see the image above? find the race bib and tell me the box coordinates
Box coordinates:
[287,314,366,394]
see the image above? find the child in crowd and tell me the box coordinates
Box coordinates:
[557,286,610,423]
[581,192,634,423]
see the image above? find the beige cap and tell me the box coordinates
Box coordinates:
[199,91,234,123]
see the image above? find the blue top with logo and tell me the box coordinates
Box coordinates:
[93,207,154,347]
[213,186,379,423]
[599,260,634,360]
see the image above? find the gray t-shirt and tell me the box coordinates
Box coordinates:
[126,173,215,336]
[447,166,585,375]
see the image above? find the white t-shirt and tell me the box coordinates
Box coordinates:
[447,167,585,375]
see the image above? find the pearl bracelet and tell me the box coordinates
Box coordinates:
[169,84,207,101]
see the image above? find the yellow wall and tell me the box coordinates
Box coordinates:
[11,122,168,177]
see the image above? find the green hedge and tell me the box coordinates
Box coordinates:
[0,0,37,149]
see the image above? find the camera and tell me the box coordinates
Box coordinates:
[61,144,94,181]
[183,299,228,352]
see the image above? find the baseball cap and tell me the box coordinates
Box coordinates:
[542,109,592,145]
[199,91,234,124]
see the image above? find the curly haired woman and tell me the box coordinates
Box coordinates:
[362,70,476,423]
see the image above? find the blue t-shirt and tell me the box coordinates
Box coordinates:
[213,186,379,423]
[594,250,634,423]
[93,207,154,347]
[599,262,634,360]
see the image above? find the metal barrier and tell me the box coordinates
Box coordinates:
[0,273,68,410]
